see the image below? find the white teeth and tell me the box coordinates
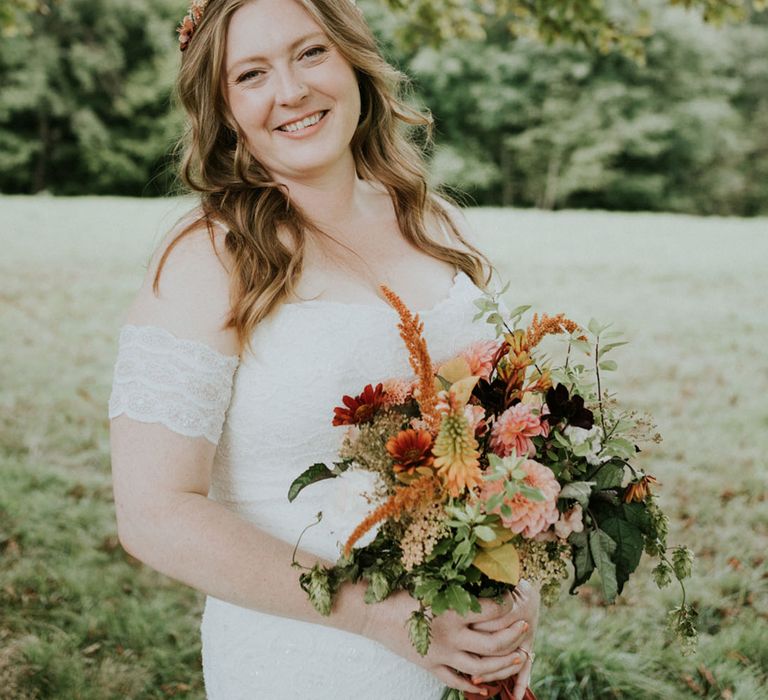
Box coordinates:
[279,111,324,132]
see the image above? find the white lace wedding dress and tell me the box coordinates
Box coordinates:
[109,265,500,699]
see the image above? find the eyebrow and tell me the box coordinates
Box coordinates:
[227,32,327,77]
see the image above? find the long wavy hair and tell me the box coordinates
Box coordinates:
[154,0,495,354]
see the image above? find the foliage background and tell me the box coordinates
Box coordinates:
[0,0,767,214]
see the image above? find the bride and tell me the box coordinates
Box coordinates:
[109,0,540,697]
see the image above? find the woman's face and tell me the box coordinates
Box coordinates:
[223,0,361,181]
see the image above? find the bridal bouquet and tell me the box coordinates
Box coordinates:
[289,281,696,700]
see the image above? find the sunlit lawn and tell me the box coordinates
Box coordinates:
[1,195,766,699]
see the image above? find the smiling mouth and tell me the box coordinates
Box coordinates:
[276,110,328,133]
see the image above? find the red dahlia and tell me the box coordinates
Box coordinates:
[333,383,386,426]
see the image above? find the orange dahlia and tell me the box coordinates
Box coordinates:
[386,429,434,478]
[332,383,386,426]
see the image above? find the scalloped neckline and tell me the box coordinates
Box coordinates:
[280,269,468,316]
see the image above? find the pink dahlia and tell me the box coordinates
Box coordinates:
[460,339,500,382]
[490,402,547,458]
[381,377,415,408]
[481,459,560,538]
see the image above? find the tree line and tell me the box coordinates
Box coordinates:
[0,0,766,215]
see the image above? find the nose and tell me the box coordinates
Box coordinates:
[274,64,309,106]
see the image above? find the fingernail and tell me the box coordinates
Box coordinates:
[522,621,529,632]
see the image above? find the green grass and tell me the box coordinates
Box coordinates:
[1,195,767,699]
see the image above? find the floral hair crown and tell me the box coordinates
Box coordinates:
[177,0,209,52]
[177,0,359,53]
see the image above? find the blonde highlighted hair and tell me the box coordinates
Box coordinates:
[154,0,495,353]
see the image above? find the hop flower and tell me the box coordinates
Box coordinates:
[490,402,547,458]
[481,459,560,538]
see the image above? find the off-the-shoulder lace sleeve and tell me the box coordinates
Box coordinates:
[108,324,240,445]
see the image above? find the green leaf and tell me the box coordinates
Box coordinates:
[472,543,521,585]
[598,341,629,359]
[588,318,604,336]
[571,338,592,354]
[600,517,644,593]
[553,431,572,448]
[288,463,341,502]
[454,538,473,558]
[559,481,595,507]
[593,462,625,490]
[589,529,619,603]
[599,360,618,371]
[569,531,594,592]
[518,484,546,501]
[414,577,443,602]
[474,525,497,542]
[507,304,531,319]
[430,591,449,616]
[484,491,505,511]
[602,438,635,460]
[444,583,474,615]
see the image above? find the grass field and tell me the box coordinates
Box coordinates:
[1,195,767,699]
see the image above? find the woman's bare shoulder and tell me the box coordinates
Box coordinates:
[123,207,238,356]
[429,192,481,249]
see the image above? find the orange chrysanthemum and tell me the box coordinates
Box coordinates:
[344,474,441,557]
[386,429,435,477]
[379,286,440,432]
[332,383,386,426]
[624,475,659,503]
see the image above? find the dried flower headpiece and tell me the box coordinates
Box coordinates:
[178,0,209,52]
[177,0,359,53]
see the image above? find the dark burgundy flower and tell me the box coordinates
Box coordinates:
[542,383,594,430]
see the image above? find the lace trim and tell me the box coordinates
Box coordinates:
[108,324,240,445]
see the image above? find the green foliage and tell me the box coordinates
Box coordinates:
[371,0,755,55]
[287,460,351,502]
[0,0,182,195]
[408,6,768,214]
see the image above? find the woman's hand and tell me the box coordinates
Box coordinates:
[469,579,541,700]
[361,587,531,696]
